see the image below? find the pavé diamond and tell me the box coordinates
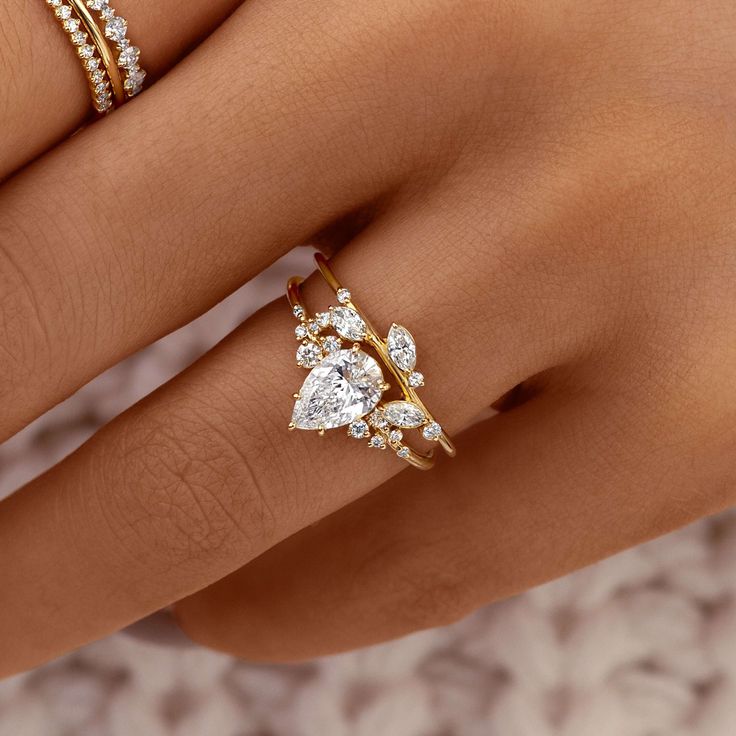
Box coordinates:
[331,307,365,341]
[104,16,127,42]
[63,17,79,31]
[71,30,87,45]
[336,288,351,304]
[292,349,384,430]
[383,401,426,428]
[78,44,95,59]
[56,5,72,20]
[387,324,417,372]
[118,45,140,69]
[322,336,341,354]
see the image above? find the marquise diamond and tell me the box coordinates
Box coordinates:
[292,349,384,430]
[330,307,366,341]
[383,400,426,428]
[387,324,417,372]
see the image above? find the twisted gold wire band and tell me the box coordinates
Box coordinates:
[287,253,456,470]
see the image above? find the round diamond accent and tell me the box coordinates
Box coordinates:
[104,16,128,42]
[118,45,140,69]
[397,447,410,459]
[369,435,386,450]
[292,304,305,319]
[63,17,80,31]
[408,371,424,388]
[388,429,403,444]
[308,321,321,336]
[348,420,369,439]
[294,324,308,340]
[296,342,322,368]
[292,349,384,430]
[336,288,351,304]
[315,311,331,328]
[71,30,88,45]
[322,336,342,354]
[56,5,72,19]
[422,422,442,441]
[78,44,95,59]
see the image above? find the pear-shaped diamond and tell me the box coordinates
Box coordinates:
[383,401,426,428]
[387,324,417,372]
[331,307,366,341]
[292,349,384,430]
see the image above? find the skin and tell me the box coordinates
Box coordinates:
[0,0,735,675]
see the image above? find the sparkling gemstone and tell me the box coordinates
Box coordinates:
[292,304,304,319]
[86,58,99,71]
[383,401,426,429]
[336,288,351,304]
[101,7,114,19]
[422,422,442,441]
[296,342,322,368]
[78,44,95,59]
[63,18,79,31]
[308,321,321,336]
[348,420,369,439]
[118,45,140,69]
[126,68,146,89]
[368,409,389,430]
[90,69,105,83]
[104,16,127,42]
[408,371,424,388]
[71,30,87,45]
[397,447,410,459]
[369,435,386,450]
[86,0,108,9]
[322,336,341,354]
[331,307,365,341]
[388,429,403,444]
[56,5,72,19]
[315,311,331,328]
[48,0,62,7]
[94,82,108,95]
[387,323,417,372]
[292,349,384,430]
[295,324,308,340]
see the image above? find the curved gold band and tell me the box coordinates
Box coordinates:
[287,253,456,470]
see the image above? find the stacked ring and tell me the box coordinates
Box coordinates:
[287,254,456,470]
[44,0,145,114]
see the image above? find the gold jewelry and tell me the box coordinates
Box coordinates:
[45,0,146,114]
[287,254,456,470]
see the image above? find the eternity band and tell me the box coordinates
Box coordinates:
[287,254,456,470]
[45,0,146,114]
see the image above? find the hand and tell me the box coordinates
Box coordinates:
[1,0,735,674]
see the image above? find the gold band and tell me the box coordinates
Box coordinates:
[287,253,456,470]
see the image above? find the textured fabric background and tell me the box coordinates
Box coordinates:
[1,250,735,735]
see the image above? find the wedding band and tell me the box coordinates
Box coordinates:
[287,254,456,470]
[45,0,146,114]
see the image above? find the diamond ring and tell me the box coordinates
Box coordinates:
[287,254,456,470]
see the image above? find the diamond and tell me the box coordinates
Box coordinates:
[104,16,127,42]
[90,69,105,83]
[383,401,426,429]
[100,6,114,20]
[387,324,417,372]
[407,371,424,388]
[86,58,99,71]
[48,0,62,6]
[336,288,351,304]
[56,5,72,19]
[308,321,321,336]
[331,307,365,341]
[292,304,304,319]
[118,45,140,69]
[368,410,389,430]
[295,324,308,340]
[369,435,386,450]
[315,311,331,328]
[422,422,442,441]
[388,429,403,444]
[94,82,108,95]
[86,0,107,9]
[397,447,410,459]
[296,342,322,368]
[322,335,341,353]
[292,349,384,430]
[63,17,79,31]
[78,44,95,59]
[71,30,87,45]
[348,420,369,439]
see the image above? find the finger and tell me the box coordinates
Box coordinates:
[0,179,597,675]
[1,0,243,179]
[174,373,736,661]
[0,0,504,441]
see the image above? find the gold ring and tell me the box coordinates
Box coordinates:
[287,253,456,470]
